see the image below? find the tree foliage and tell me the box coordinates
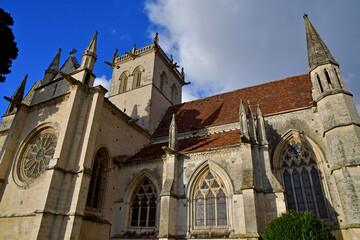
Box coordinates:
[0,8,18,82]
[263,211,335,240]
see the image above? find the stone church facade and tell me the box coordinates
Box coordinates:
[0,15,359,240]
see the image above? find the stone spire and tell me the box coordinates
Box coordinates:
[43,48,61,84]
[84,31,98,58]
[168,113,178,151]
[256,103,268,145]
[6,74,27,114]
[80,31,98,71]
[247,100,257,144]
[239,100,249,141]
[304,14,338,71]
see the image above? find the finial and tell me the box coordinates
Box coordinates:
[169,113,178,151]
[131,44,136,54]
[303,13,308,19]
[170,55,173,63]
[256,103,263,117]
[181,67,185,77]
[113,48,118,62]
[154,32,159,44]
[58,48,62,53]
[70,49,77,56]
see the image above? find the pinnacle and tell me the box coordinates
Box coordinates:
[84,31,98,58]
[45,48,61,74]
[6,74,27,114]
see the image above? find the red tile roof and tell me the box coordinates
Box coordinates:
[153,73,312,137]
[128,130,240,161]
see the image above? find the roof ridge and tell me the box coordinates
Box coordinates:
[176,73,308,106]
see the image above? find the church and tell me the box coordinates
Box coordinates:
[0,15,359,240]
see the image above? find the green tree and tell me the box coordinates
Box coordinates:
[0,8,18,82]
[264,211,335,240]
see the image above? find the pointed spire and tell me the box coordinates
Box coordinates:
[247,100,257,144]
[169,114,178,151]
[84,31,98,58]
[304,14,338,71]
[6,75,27,114]
[256,103,268,145]
[80,31,98,71]
[43,49,61,83]
[239,100,249,141]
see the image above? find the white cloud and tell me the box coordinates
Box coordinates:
[94,75,110,97]
[144,0,360,103]
[342,72,354,84]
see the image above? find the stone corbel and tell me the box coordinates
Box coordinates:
[162,146,177,155]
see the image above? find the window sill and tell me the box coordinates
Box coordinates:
[189,228,231,238]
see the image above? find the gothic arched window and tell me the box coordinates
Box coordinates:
[132,67,142,89]
[160,71,167,92]
[130,178,157,227]
[193,170,228,227]
[86,148,108,210]
[324,69,333,89]
[171,84,177,103]
[280,140,328,219]
[316,74,324,93]
[119,72,128,93]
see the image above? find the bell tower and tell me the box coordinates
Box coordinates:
[304,14,360,238]
[107,33,187,134]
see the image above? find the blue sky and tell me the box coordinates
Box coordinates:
[1,0,360,115]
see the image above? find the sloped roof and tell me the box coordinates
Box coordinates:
[154,73,312,137]
[128,130,240,161]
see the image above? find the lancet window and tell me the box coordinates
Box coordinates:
[119,72,128,93]
[160,71,167,92]
[132,67,142,89]
[316,74,324,93]
[324,70,333,89]
[171,84,177,103]
[193,170,227,227]
[280,140,328,219]
[86,148,108,210]
[130,178,157,227]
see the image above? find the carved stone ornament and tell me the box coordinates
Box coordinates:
[16,129,57,184]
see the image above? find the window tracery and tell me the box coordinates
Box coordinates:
[86,148,108,211]
[16,128,57,184]
[193,170,228,227]
[280,140,328,218]
[130,177,157,228]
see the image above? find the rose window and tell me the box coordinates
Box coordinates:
[18,130,57,183]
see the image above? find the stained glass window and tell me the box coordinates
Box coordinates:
[130,177,157,227]
[193,170,227,227]
[280,140,328,219]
